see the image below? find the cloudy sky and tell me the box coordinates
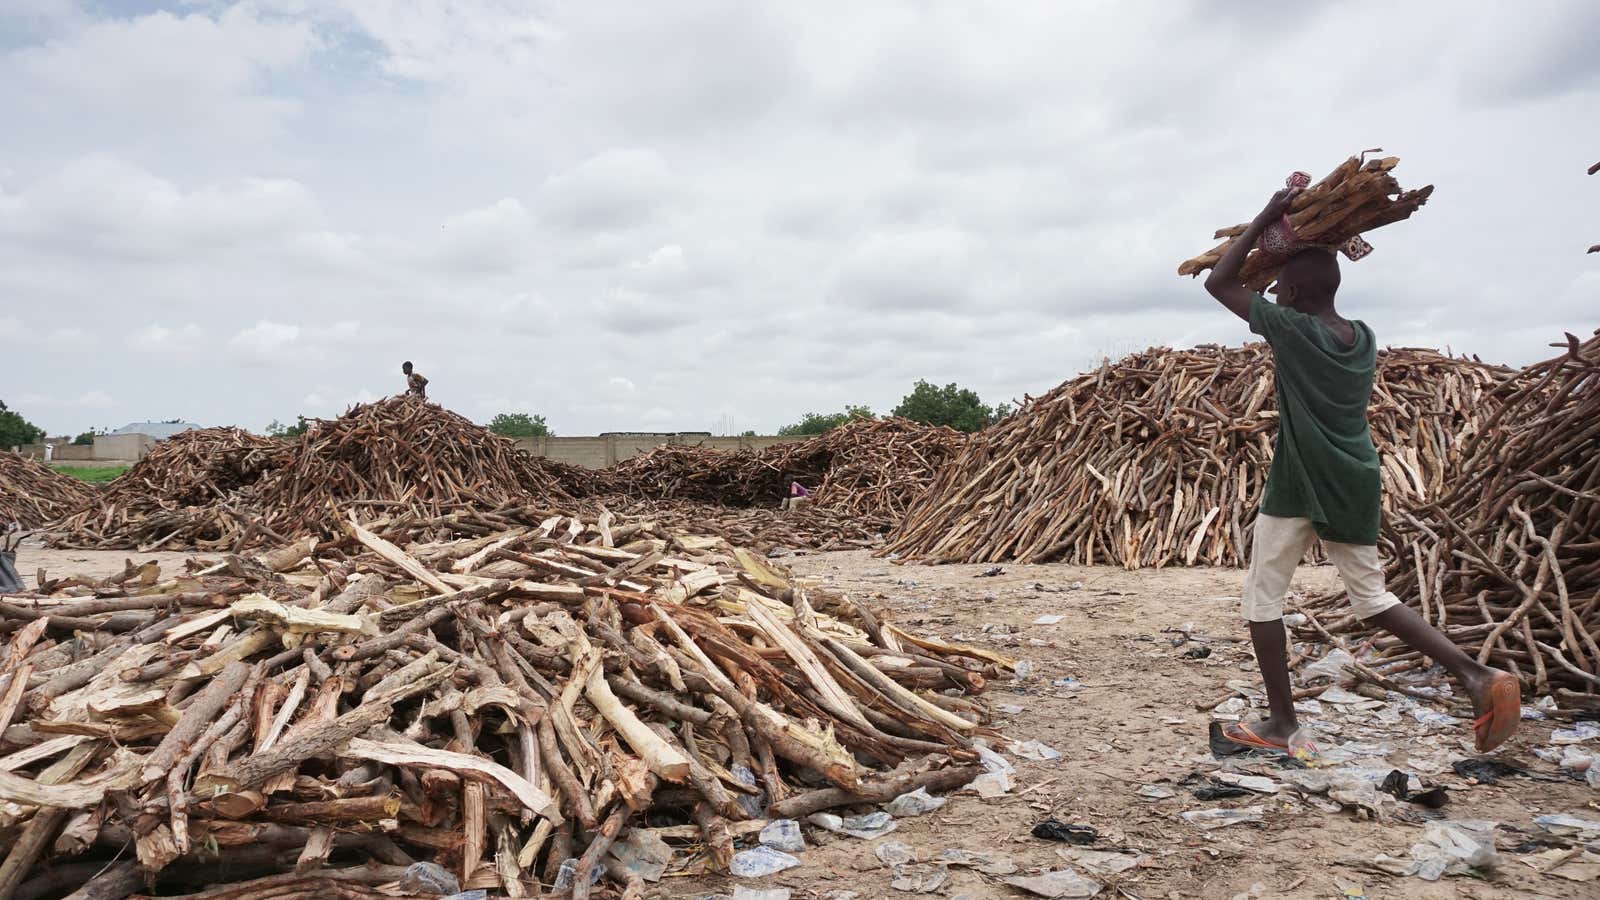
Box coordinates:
[3,1,1597,437]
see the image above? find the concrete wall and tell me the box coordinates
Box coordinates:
[515,433,805,468]
[14,433,155,462]
[94,433,156,461]
[13,443,97,461]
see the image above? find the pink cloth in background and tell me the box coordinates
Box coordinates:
[790,482,810,497]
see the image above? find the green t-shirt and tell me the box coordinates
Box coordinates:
[1248,295,1381,545]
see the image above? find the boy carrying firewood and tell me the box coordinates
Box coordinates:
[1203,186,1520,755]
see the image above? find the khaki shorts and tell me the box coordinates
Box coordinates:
[1241,514,1399,623]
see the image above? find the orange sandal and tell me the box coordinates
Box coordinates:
[1219,722,1290,754]
[1473,672,1521,752]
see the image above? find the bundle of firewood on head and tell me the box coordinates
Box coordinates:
[1298,329,1600,703]
[882,344,1510,568]
[0,453,97,530]
[0,508,1007,899]
[1178,151,1434,292]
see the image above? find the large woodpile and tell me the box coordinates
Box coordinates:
[46,428,289,549]
[0,454,96,530]
[0,510,1003,898]
[1179,154,1433,292]
[48,399,583,552]
[603,418,967,526]
[1302,330,1600,698]
[883,344,1510,568]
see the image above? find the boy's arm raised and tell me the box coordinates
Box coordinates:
[1205,187,1300,321]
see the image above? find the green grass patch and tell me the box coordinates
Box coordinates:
[51,464,130,484]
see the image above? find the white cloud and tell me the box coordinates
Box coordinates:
[228,320,301,366]
[76,390,112,408]
[129,323,205,353]
[45,327,94,349]
[1,1,1597,439]
[536,149,676,231]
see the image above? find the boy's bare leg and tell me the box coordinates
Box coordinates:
[1246,619,1299,745]
[1363,604,1500,714]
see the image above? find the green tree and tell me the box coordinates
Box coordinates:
[0,400,45,448]
[264,417,310,438]
[488,412,552,437]
[72,429,104,446]
[776,405,874,436]
[892,380,1005,432]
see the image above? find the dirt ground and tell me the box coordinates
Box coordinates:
[15,545,1600,899]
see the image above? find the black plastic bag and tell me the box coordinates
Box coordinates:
[0,549,22,593]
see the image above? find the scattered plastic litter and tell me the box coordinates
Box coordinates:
[733,764,767,819]
[399,862,460,896]
[1012,660,1034,680]
[759,819,806,853]
[1213,772,1281,794]
[1052,677,1082,690]
[610,828,674,882]
[1137,784,1176,801]
[1054,848,1146,876]
[969,770,1013,798]
[1192,780,1249,801]
[875,841,915,866]
[1031,819,1098,844]
[730,846,802,878]
[937,848,1018,876]
[1302,648,1356,683]
[552,858,603,890]
[1552,721,1600,744]
[1409,707,1463,728]
[1408,820,1500,881]
[1212,698,1249,718]
[1534,813,1600,839]
[884,787,948,817]
[1033,614,1065,625]
[837,811,898,839]
[1181,806,1265,829]
[1319,686,1373,705]
[976,566,1005,577]
[1451,757,1525,785]
[889,864,948,893]
[1003,867,1103,898]
[732,888,793,900]
[1182,646,1212,660]
[1378,770,1448,809]
[1011,739,1064,762]
[997,703,1027,715]
[975,742,1015,774]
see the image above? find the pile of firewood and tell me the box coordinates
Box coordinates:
[603,418,966,528]
[48,399,586,553]
[1178,153,1434,292]
[0,509,1004,898]
[46,428,290,549]
[1301,330,1600,699]
[0,453,96,530]
[883,344,1510,568]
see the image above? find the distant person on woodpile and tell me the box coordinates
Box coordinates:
[781,479,810,511]
[401,360,428,400]
[1203,185,1520,755]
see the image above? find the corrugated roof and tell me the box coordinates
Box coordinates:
[110,421,202,440]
